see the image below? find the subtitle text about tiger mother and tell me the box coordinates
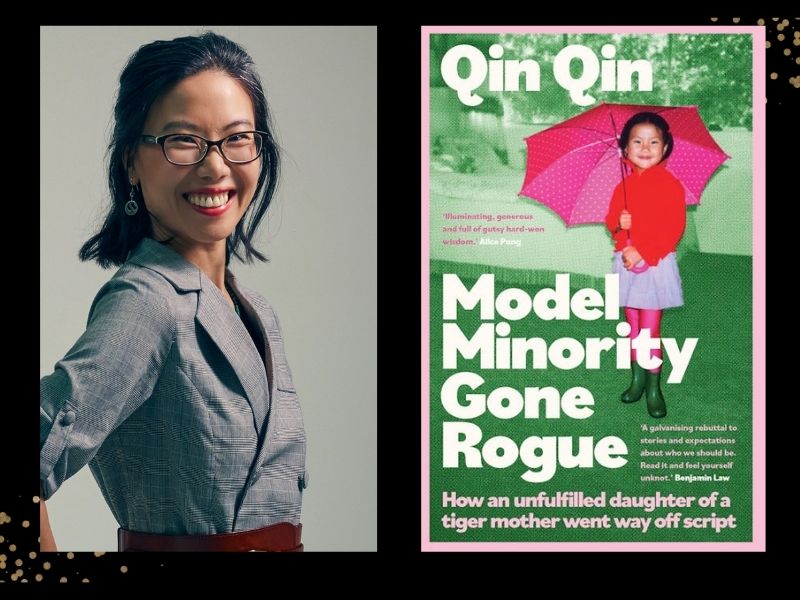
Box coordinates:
[439,490,736,534]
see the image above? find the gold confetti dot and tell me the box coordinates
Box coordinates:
[0,535,4,542]
[777,23,785,31]
[0,554,5,561]
[732,17,740,23]
[794,31,800,38]
[794,78,800,88]
[794,38,800,46]
[120,565,129,573]
[9,544,16,552]
[35,574,43,582]
[782,19,789,26]
[14,558,22,566]
[29,551,36,559]
[772,17,779,22]
[11,574,18,582]
[22,520,30,528]
[766,41,771,48]
[15,569,23,577]
[785,48,792,55]
[82,578,90,583]
[93,551,105,557]
[60,576,68,583]
[778,33,785,41]
[43,562,51,570]
[796,56,800,64]
[66,552,74,559]
[710,17,718,22]
[33,496,40,504]
[770,72,778,79]
[0,562,5,570]
[758,18,765,26]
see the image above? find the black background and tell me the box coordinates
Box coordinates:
[1,18,791,584]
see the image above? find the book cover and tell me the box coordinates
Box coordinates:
[422,25,765,551]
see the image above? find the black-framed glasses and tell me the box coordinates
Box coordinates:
[140,131,268,166]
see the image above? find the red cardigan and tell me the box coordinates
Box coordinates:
[604,161,686,266]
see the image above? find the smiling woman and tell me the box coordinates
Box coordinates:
[40,31,304,552]
[129,70,265,262]
[41,26,377,553]
[79,35,280,274]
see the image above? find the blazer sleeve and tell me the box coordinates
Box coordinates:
[40,272,176,500]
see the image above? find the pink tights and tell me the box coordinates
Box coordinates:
[625,307,662,373]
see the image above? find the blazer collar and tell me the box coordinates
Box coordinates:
[126,238,203,293]
[195,270,271,435]
[127,238,272,435]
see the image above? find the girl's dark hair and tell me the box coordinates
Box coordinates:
[618,111,674,161]
[80,31,280,268]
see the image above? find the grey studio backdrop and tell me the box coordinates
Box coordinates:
[40,26,376,551]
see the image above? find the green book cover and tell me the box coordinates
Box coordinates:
[422,26,765,551]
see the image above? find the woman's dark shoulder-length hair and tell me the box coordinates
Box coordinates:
[618,111,674,161]
[80,31,280,268]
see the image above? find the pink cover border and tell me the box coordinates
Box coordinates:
[421,25,766,552]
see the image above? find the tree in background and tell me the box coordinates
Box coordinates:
[669,34,753,129]
[494,33,752,129]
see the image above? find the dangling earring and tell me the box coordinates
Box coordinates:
[125,182,139,216]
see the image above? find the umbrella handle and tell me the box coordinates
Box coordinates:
[624,239,650,273]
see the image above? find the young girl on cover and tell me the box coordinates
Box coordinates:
[605,112,685,419]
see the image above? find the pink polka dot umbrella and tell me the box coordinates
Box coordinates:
[519,102,730,228]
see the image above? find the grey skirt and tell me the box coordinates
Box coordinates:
[612,251,684,309]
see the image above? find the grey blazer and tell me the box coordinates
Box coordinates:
[40,238,307,535]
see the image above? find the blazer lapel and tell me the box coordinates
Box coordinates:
[230,283,294,481]
[126,239,271,436]
[225,273,276,405]
[195,273,270,436]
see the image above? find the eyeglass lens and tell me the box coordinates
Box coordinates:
[164,133,262,164]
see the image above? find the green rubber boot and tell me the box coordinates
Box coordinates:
[645,370,667,418]
[621,362,646,403]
